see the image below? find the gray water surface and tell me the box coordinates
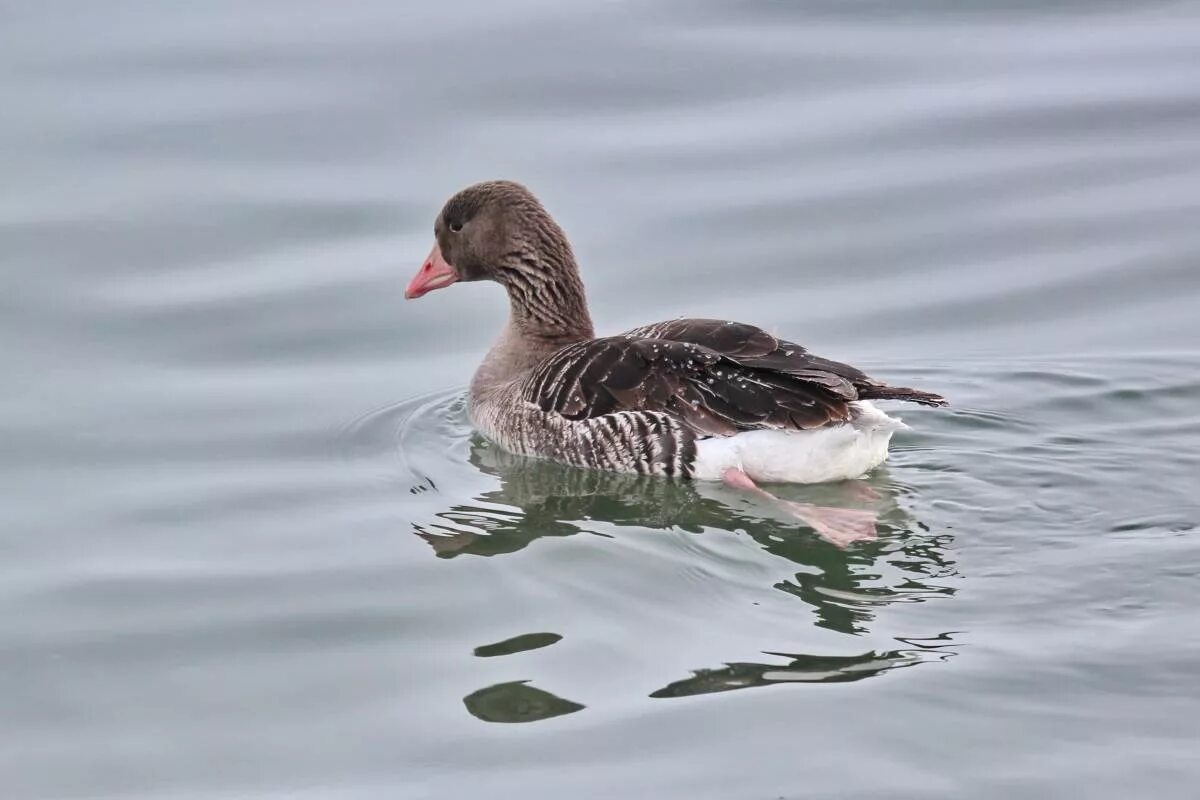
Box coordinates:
[4,2,1200,798]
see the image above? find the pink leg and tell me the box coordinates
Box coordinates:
[721,468,878,548]
[844,481,881,502]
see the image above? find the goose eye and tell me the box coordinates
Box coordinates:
[449,220,463,233]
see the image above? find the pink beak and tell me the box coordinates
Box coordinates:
[405,243,458,299]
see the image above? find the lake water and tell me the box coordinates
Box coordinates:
[3,2,1200,798]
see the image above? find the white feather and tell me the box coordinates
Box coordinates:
[691,401,906,484]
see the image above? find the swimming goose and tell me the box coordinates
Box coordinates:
[405,180,946,545]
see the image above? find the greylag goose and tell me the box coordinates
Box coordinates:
[405,180,946,545]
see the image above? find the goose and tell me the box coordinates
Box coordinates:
[404,180,946,546]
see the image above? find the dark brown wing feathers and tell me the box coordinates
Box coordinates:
[522,318,945,436]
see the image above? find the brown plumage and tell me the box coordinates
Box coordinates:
[524,319,944,437]
[406,180,946,481]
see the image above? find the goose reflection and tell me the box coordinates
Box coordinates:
[651,634,958,698]
[413,435,959,640]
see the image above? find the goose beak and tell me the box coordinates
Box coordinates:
[405,243,458,299]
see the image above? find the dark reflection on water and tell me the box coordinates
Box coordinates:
[474,632,563,658]
[651,633,958,697]
[462,681,585,724]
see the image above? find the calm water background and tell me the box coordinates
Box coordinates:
[4,2,1200,798]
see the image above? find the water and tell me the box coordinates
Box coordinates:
[3,2,1200,798]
